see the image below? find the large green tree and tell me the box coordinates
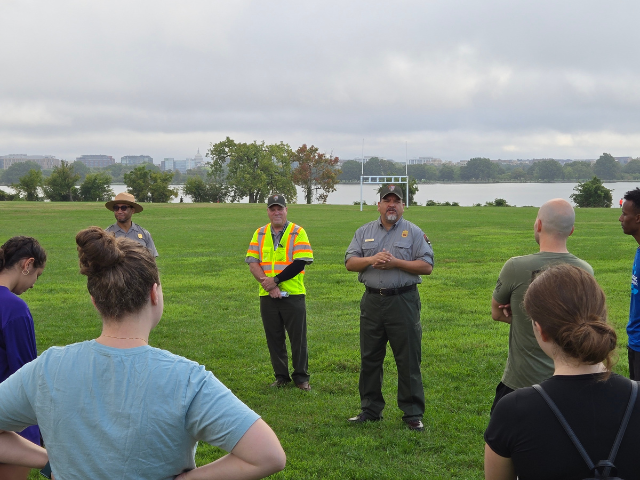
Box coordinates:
[570,176,613,208]
[79,172,114,201]
[148,171,179,203]
[593,153,621,180]
[12,169,44,201]
[338,160,362,181]
[291,144,341,204]
[623,159,640,176]
[44,161,80,201]
[563,161,593,180]
[363,157,400,176]
[208,137,296,203]
[459,158,502,181]
[439,164,457,181]
[70,160,91,181]
[1,161,42,185]
[531,159,563,181]
[124,166,152,201]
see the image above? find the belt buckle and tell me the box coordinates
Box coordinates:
[379,288,384,296]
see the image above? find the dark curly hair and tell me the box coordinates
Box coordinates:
[0,236,47,273]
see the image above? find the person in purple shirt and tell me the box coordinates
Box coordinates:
[0,236,46,480]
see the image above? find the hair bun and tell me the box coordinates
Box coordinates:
[76,227,125,275]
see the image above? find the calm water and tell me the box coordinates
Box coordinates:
[2,182,637,207]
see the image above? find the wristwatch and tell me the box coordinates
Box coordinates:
[274,276,281,285]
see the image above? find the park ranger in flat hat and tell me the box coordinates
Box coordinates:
[105,192,158,257]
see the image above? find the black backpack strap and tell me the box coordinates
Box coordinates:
[533,380,639,479]
[600,380,638,478]
[532,384,595,471]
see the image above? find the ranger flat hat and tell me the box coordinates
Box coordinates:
[380,184,403,200]
[267,194,286,207]
[105,192,144,213]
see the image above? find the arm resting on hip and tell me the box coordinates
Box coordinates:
[176,419,286,480]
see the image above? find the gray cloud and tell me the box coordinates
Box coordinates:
[1,0,639,162]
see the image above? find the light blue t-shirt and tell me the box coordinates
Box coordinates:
[0,341,260,480]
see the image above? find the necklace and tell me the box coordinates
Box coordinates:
[100,335,148,344]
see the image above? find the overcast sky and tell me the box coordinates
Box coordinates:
[1,0,639,163]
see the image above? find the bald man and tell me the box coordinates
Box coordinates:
[489,198,593,413]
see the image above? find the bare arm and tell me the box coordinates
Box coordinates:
[176,419,286,480]
[484,443,516,480]
[491,298,512,324]
[248,262,277,292]
[0,430,48,469]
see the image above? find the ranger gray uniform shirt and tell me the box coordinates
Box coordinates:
[345,216,433,288]
[106,222,158,257]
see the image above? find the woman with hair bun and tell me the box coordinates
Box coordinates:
[485,264,640,480]
[0,236,47,480]
[0,227,286,480]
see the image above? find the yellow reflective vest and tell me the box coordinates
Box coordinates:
[247,222,313,296]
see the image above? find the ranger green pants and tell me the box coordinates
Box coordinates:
[359,288,425,420]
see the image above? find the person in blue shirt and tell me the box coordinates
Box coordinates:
[0,227,286,480]
[0,236,47,480]
[619,187,640,380]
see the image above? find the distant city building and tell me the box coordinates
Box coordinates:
[121,155,153,166]
[77,155,115,168]
[615,156,632,165]
[161,150,202,174]
[193,148,205,167]
[0,154,62,170]
[408,157,442,166]
[161,158,175,171]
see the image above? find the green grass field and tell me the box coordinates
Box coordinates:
[0,201,633,480]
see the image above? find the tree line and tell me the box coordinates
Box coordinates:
[0,161,178,203]
[0,138,341,204]
[339,153,640,183]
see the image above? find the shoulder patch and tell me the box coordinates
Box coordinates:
[423,234,431,245]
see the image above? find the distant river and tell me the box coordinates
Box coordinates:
[3,182,638,207]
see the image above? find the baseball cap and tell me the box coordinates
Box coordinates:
[380,185,403,200]
[267,194,287,207]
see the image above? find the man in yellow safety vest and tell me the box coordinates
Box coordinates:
[246,194,314,391]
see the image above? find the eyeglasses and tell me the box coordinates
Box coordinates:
[113,205,130,212]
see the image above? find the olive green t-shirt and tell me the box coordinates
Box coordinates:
[493,252,593,390]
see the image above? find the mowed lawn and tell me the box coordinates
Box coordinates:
[0,201,632,480]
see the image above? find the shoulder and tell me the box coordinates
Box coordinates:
[356,219,380,233]
[399,217,421,231]
[0,289,30,320]
[566,255,593,274]
[131,223,150,235]
[105,224,117,232]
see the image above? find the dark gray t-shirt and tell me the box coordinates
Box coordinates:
[493,252,593,389]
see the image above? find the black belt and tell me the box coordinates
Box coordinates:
[365,284,417,296]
